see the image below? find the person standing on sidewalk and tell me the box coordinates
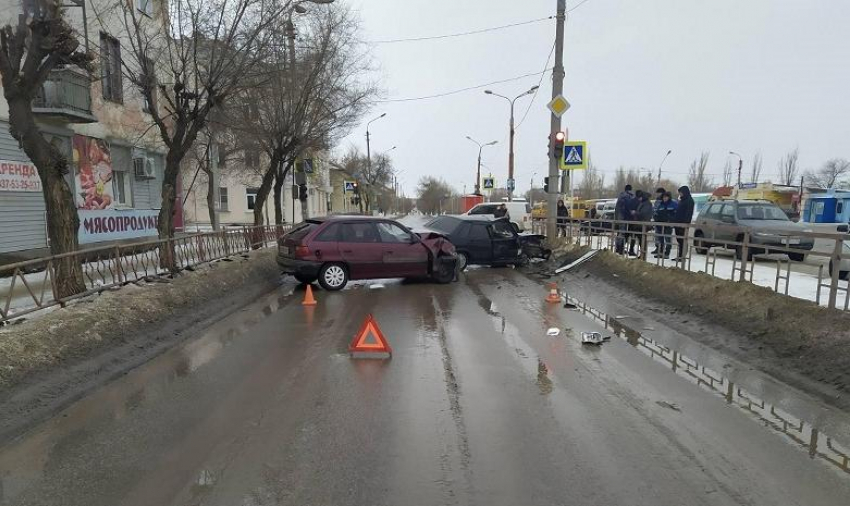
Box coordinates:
[556,199,569,237]
[654,191,678,258]
[651,187,666,255]
[632,191,654,257]
[614,185,634,254]
[673,185,695,260]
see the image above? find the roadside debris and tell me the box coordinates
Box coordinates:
[547,328,561,336]
[369,283,386,290]
[656,401,682,412]
[554,249,600,274]
[581,332,605,345]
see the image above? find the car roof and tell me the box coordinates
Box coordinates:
[434,214,506,223]
[319,214,398,222]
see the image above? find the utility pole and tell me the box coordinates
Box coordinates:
[730,151,743,188]
[546,0,567,239]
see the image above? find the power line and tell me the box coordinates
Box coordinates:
[371,16,553,44]
[568,0,595,13]
[515,41,556,130]
[375,68,553,103]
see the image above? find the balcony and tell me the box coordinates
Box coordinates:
[32,68,97,123]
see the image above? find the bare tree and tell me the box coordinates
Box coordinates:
[339,147,393,213]
[687,152,712,192]
[225,4,373,226]
[578,157,605,199]
[108,0,291,266]
[0,0,91,296]
[805,158,850,189]
[750,152,763,183]
[416,176,454,215]
[776,148,800,186]
[721,159,733,187]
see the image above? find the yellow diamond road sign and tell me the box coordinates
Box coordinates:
[547,95,570,118]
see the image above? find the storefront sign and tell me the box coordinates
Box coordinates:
[73,135,115,209]
[0,160,41,192]
[78,209,159,244]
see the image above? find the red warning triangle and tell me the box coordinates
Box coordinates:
[349,314,392,355]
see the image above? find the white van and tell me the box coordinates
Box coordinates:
[466,201,532,231]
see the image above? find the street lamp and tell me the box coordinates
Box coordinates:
[530,171,538,207]
[363,113,387,212]
[657,149,672,185]
[466,136,498,195]
[729,151,743,187]
[484,85,539,201]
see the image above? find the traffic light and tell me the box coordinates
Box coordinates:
[543,177,550,193]
[553,131,566,158]
[299,184,308,201]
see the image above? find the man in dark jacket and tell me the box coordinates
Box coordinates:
[614,185,634,254]
[673,185,695,260]
[556,199,568,237]
[651,187,666,255]
[630,191,654,257]
[654,192,678,258]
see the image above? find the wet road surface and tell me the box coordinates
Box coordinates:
[1,268,850,505]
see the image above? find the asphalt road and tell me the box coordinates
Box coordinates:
[1,267,850,505]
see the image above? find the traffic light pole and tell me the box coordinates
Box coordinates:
[546,0,567,240]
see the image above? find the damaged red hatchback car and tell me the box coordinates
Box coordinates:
[277,216,458,290]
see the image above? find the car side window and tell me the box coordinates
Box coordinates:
[340,222,380,243]
[703,204,720,219]
[470,205,498,215]
[313,223,340,242]
[490,221,516,238]
[468,224,489,240]
[376,222,412,243]
[720,204,736,223]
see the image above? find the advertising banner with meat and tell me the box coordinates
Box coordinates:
[73,135,114,210]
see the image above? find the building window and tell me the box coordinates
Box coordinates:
[244,150,259,168]
[141,57,156,113]
[100,33,123,103]
[246,187,259,210]
[218,187,229,211]
[136,0,153,16]
[112,170,132,206]
[217,145,226,167]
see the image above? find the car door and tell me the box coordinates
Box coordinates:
[489,220,521,264]
[375,221,429,277]
[338,221,383,279]
[717,204,737,243]
[466,223,493,263]
[698,203,720,241]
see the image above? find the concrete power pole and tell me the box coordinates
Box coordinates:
[546,0,567,239]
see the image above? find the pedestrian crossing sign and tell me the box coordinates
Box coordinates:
[560,141,588,170]
[482,177,495,190]
[344,180,357,192]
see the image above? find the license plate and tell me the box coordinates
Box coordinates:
[785,238,801,245]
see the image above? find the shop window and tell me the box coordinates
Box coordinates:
[112,170,132,206]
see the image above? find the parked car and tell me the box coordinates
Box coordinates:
[277,216,457,290]
[808,223,850,280]
[693,200,814,261]
[466,201,532,232]
[423,215,525,270]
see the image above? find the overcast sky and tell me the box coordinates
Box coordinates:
[340,0,849,196]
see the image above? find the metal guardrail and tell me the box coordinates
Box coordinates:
[0,225,288,323]
[534,217,850,310]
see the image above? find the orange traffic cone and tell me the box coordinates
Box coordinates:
[545,282,561,303]
[302,284,318,306]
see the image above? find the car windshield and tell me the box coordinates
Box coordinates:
[284,220,321,241]
[737,204,789,221]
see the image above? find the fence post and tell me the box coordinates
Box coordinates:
[828,237,842,309]
[738,232,750,282]
[640,225,648,260]
[113,245,124,284]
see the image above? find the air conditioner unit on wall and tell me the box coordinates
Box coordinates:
[133,157,156,179]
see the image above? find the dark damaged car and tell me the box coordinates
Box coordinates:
[277,216,458,290]
[423,215,549,270]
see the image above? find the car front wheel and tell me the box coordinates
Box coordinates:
[829,260,849,280]
[788,252,806,262]
[318,263,348,291]
[457,252,469,271]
